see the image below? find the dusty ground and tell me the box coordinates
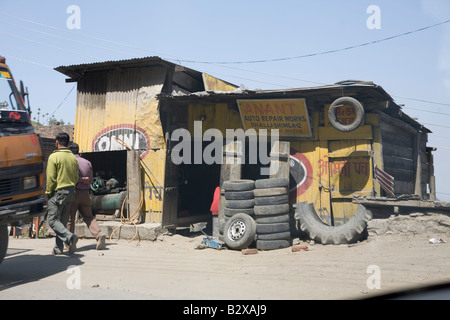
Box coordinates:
[0,224,449,300]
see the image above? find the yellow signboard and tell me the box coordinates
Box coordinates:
[0,71,11,79]
[237,98,312,137]
[202,73,238,92]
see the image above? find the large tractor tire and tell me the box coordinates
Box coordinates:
[295,202,372,245]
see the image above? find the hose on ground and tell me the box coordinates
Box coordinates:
[108,136,146,243]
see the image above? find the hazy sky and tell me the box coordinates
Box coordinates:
[1,0,450,199]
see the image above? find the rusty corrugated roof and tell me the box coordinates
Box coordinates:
[55,56,202,81]
[158,80,431,133]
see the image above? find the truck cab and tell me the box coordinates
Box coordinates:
[0,56,46,263]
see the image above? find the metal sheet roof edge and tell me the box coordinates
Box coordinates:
[54,56,202,80]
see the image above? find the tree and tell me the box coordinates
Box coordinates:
[48,117,65,126]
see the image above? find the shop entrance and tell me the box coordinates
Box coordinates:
[162,140,221,229]
[80,150,129,218]
[161,138,271,230]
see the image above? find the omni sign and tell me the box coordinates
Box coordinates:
[92,125,149,158]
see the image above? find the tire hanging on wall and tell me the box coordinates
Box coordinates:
[328,96,364,132]
[294,202,372,245]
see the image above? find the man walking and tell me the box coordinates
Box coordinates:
[68,142,106,250]
[46,132,79,255]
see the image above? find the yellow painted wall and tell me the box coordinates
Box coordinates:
[74,67,167,221]
[202,73,238,92]
[186,102,381,225]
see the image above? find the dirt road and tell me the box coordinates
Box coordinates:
[0,230,449,300]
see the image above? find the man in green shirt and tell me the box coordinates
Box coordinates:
[46,132,79,255]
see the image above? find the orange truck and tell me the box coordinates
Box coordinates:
[0,56,46,263]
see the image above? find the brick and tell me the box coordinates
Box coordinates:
[291,245,309,252]
[241,248,258,255]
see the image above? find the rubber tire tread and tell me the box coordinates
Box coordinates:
[257,231,291,241]
[296,202,372,245]
[255,194,288,206]
[255,178,289,189]
[254,187,287,197]
[225,199,255,209]
[328,96,364,132]
[255,213,290,224]
[225,190,254,200]
[256,222,290,234]
[256,239,291,250]
[224,207,254,217]
[223,180,255,191]
[254,203,290,216]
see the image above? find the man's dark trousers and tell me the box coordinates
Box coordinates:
[47,187,76,253]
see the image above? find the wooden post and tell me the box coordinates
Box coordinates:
[34,216,39,238]
[127,149,143,223]
[428,149,436,201]
[161,143,179,230]
[414,134,422,197]
[269,141,290,179]
[219,141,243,222]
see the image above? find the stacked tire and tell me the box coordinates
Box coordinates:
[220,180,256,250]
[254,178,292,250]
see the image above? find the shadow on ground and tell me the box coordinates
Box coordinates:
[0,245,84,292]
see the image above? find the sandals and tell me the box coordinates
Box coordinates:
[68,234,78,255]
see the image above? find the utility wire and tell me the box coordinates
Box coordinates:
[3,12,450,150]
[422,122,450,129]
[0,20,137,58]
[394,95,450,107]
[175,19,450,64]
[1,13,326,86]
[0,12,181,60]
[1,53,53,69]
[401,106,450,116]
[0,31,101,60]
[3,11,450,66]
[2,12,450,111]
[50,85,76,117]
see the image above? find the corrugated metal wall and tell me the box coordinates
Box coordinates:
[185,101,377,225]
[74,66,168,221]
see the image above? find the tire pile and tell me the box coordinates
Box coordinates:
[254,178,292,250]
[219,178,292,251]
[220,179,256,250]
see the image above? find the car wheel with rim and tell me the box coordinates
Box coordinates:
[223,213,256,250]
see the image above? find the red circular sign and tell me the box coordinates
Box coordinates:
[289,148,313,199]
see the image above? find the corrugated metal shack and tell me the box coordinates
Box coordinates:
[158,80,436,231]
[55,56,437,238]
[55,57,237,224]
